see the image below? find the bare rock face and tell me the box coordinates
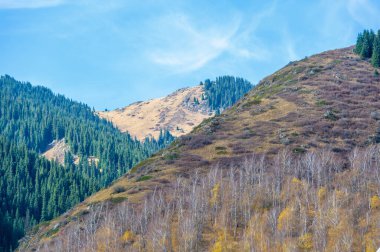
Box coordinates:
[97,85,213,140]
[42,138,70,165]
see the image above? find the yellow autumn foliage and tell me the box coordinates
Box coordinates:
[211,230,226,252]
[210,183,220,206]
[298,233,313,250]
[364,232,376,252]
[278,206,292,231]
[370,195,380,209]
[317,187,327,201]
[120,230,135,243]
[291,177,302,185]
[211,239,223,252]
[95,227,113,252]
[335,190,345,201]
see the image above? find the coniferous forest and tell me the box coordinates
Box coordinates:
[203,76,253,114]
[0,75,173,251]
[354,29,380,68]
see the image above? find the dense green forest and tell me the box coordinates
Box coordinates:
[354,29,380,67]
[0,75,173,251]
[203,76,252,113]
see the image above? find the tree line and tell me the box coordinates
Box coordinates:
[0,75,173,251]
[202,76,253,114]
[355,29,380,68]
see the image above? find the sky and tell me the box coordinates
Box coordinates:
[1,0,380,110]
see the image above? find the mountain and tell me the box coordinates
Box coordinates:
[0,76,173,251]
[97,76,252,140]
[20,46,380,251]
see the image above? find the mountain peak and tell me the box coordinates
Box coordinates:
[97,76,252,140]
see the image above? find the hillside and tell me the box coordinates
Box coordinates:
[97,86,211,139]
[19,47,380,251]
[98,76,252,140]
[0,76,173,251]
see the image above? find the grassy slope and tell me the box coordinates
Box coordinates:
[97,85,212,140]
[19,47,380,251]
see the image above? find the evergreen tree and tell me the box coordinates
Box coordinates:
[355,32,363,54]
[355,29,380,68]
[371,31,380,68]
[203,76,253,112]
[361,32,372,58]
[0,75,174,251]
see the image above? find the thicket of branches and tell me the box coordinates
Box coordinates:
[35,146,380,251]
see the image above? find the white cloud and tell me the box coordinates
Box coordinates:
[228,2,277,61]
[148,13,240,73]
[147,3,278,74]
[347,0,380,27]
[285,40,298,61]
[0,0,65,9]
[281,28,299,61]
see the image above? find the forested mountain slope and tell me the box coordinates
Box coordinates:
[0,76,173,251]
[97,76,252,140]
[20,46,380,251]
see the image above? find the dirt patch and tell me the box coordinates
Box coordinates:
[42,139,70,164]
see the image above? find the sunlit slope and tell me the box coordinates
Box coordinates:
[97,86,212,140]
[20,47,380,251]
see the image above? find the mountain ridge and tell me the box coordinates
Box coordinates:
[20,46,380,251]
[97,76,253,140]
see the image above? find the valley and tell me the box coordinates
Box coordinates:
[2,2,380,250]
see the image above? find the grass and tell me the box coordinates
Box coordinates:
[110,196,128,204]
[216,150,228,155]
[293,146,307,154]
[256,83,286,98]
[129,158,153,174]
[136,175,153,182]
[44,227,60,238]
[75,209,90,217]
[242,97,262,108]
[31,220,51,233]
[112,185,126,194]
[315,99,328,107]
[215,146,227,151]
[163,152,179,161]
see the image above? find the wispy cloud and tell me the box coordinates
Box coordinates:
[148,13,240,73]
[0,0,65,9]
[347,0,380,27]
[228,2,277,61]
[281,28,299,61]
[147,2,278,74]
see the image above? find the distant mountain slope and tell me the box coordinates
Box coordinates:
[98,85,211,139]
[98,76,252,140]
[21,46,380,251]
[0,76,172,251]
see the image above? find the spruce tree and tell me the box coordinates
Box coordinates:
[355,32,364,54]
[361,33,371,58]
[371,31,380,67]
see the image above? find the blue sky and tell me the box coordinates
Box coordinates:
[1,0,379,110]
